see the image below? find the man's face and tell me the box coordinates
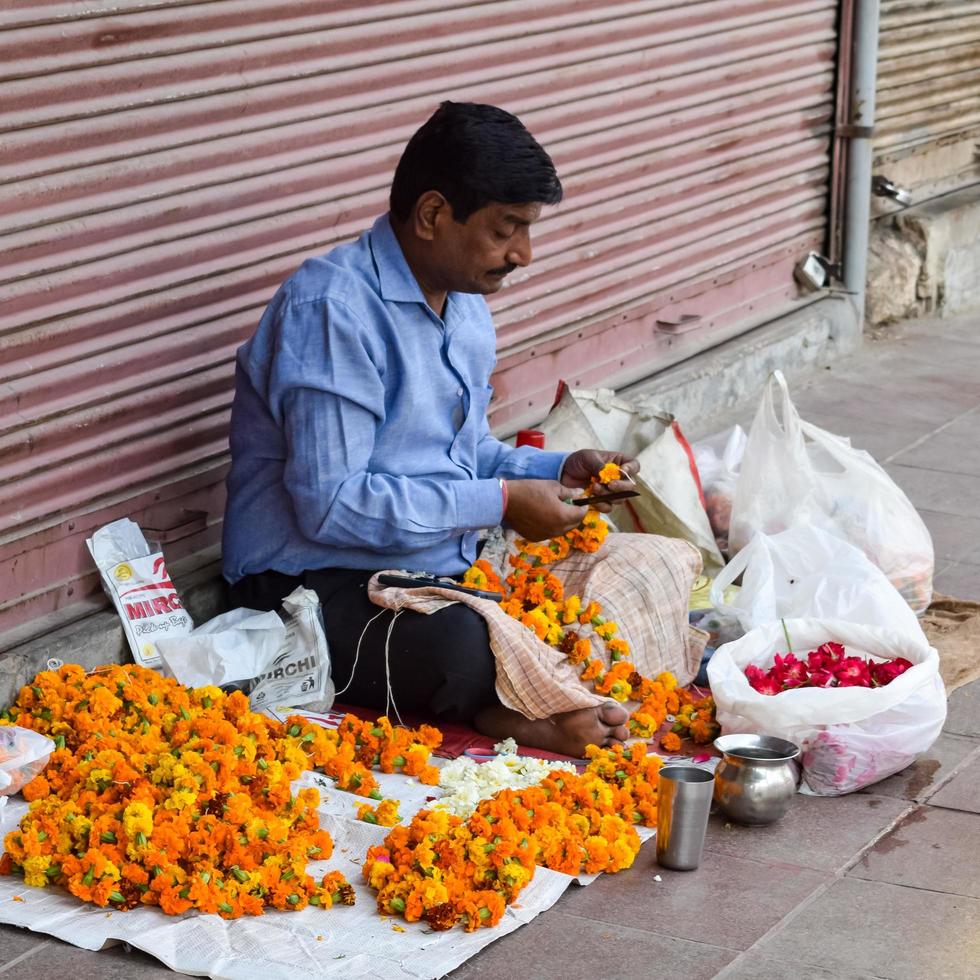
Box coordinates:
[434,201,542,295]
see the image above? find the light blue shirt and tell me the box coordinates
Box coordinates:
[222,214,566,583]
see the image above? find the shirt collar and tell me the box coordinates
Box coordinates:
[370,213,429,305]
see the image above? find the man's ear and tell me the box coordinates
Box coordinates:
[413,190,449,241]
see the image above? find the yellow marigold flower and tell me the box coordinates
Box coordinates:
[122,802,153,840]
[163,789,197,812]
[22,855,51,888]
[594,621,618,640]
[598,462,621,484]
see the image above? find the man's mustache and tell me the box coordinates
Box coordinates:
[488,263,517,277]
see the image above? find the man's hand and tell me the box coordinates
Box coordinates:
[560,449,640,491]
[504,479,586,541]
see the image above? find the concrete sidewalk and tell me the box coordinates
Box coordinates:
[0,313,978,978]
[451,313,980,980]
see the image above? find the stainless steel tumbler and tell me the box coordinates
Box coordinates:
[656,764,714,871]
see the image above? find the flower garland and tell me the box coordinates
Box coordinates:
[670,690,719,745]
[362,741,663,931]
[0,667,443,917]
[0,664,353,917]
[463,463,685,739]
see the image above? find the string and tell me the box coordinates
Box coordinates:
[382,610,405,727]
[335,607,388,697]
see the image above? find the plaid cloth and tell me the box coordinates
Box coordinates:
[367,532,707,720]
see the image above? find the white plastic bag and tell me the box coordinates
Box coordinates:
[538,385,724,574]
[87,518,194,667]
[692,425,746,554]
[729,372,934,613]
[0,725,55,796]
[157,587,334,712]
[707,618,946,795]
[709,526,925,638]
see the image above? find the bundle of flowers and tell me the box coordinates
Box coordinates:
[362,742,663,932]
[314,713,442,797]
[356,800,401,827]
[744,642,914,695]
[0,663,353,917]
[464,463,683,740]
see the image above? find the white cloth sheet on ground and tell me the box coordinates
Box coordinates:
[0,760,655,979]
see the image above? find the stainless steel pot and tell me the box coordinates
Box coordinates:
[713,734,801,825]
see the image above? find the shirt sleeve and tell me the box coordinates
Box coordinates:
[269,296,505,553]
[473,387,568,481]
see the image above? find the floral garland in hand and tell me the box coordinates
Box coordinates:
[463,462,685,738]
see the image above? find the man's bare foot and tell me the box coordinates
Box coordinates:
[474,701,630,758]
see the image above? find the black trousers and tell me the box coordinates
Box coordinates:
[228,568,499,724]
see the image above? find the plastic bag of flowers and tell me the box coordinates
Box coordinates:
[707,618,946,795]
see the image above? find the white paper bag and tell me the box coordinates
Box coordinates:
[87,519,193,668]
[538,385,723,574]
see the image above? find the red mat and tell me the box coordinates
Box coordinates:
[332,702,581,763]
[331,701,718,765]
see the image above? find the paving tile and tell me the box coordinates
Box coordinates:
[849,805,980,899]
[883,464,980,519]
[704,792,910,872]
[0,924,49,968]
[907,315,980,347]
[933,559,980,601]
[892,426,980,479]
[717,950,879,980]
[557,841,828,951]
[0,936,174,979]
[857,733,980,803]
[929,753,980,813]
[915,510,980,564]
[794,371,980,428]
[449,908,737,980]
[757,876,980,980]
[945,677,980,737]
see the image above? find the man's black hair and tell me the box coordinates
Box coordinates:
[389,101,563,223]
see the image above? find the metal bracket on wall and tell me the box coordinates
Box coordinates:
[794,252,841,291]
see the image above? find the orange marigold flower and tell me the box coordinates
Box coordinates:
[597,462,621,484]
[660,732,682,753]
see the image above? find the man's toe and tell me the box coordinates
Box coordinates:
[598,701,629,725]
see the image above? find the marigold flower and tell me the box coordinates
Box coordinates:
[598,462,622,484]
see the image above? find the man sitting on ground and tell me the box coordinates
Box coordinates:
[223,101,638,756]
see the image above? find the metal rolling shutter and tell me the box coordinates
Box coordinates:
[873,0,980,209]
[0,0,838,642]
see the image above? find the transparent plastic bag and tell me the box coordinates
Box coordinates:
[729,372,934,613]
[709,526,924,638]
[0,725,55,796]
[692,425,746,554]
[707,618,946,795]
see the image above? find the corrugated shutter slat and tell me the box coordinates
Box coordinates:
[0,0,837,640]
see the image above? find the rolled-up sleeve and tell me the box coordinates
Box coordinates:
[272,298,505,553]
